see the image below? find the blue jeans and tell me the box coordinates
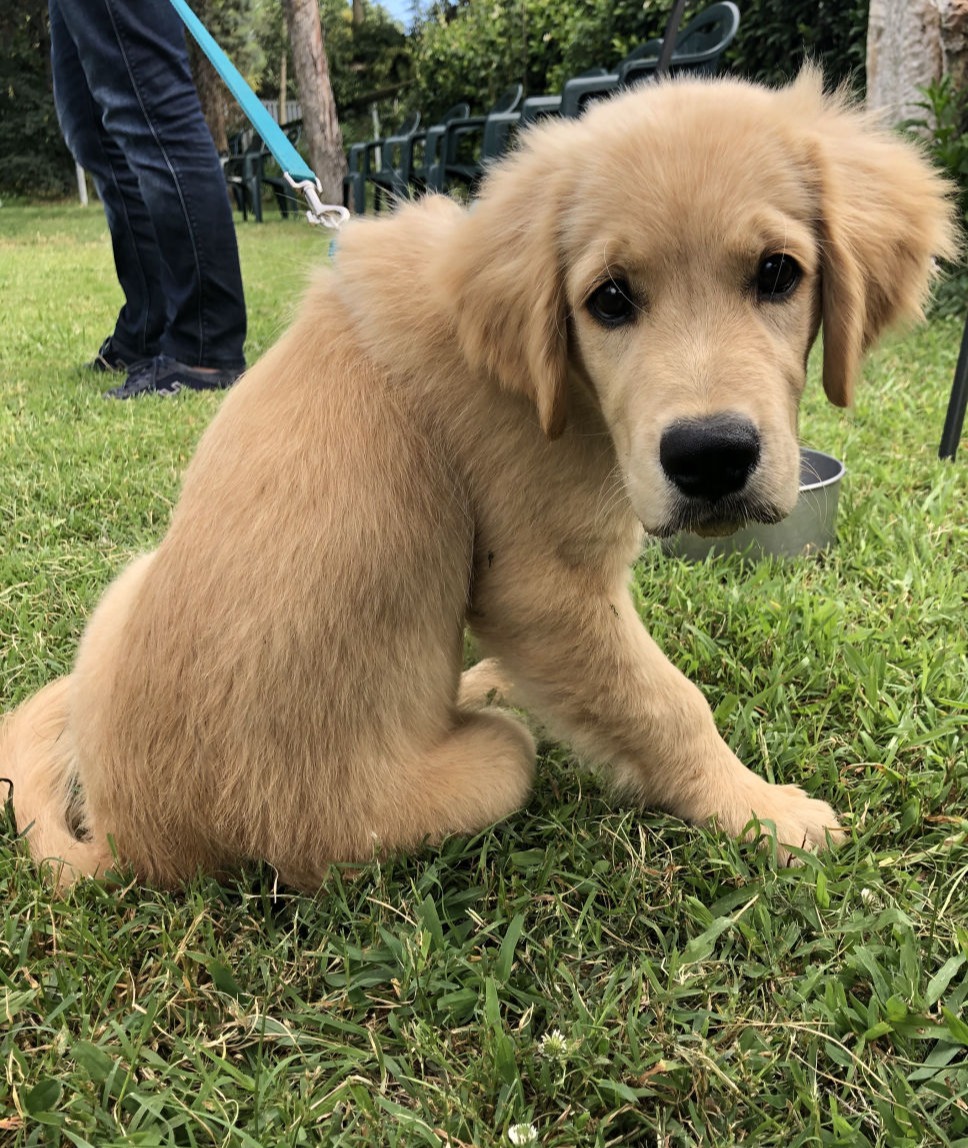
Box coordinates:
[49,0,246,370]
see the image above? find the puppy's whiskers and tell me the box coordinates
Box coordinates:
[593,463,631,524]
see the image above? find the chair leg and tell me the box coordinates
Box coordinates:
[241,154,263,223]
[426,162,445,193]
[344,173,365,215]
[940,309,968,460]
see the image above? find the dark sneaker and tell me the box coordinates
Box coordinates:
[86,336,152,373]
[104,355,243,399]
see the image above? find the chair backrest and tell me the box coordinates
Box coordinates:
[412,104,472,175]
[625,2,739,83]
[560,70,623,118]
[490,84,524,116]
[616,39,662,84]
[622,40,663,67]
[376,112,422,177]
[674,2,740,62]
[393,111,422,138]
[345,146,366,175]
[480,88,525,162]
[438,103,471,126]
[226,129,252,157]
[518,95,562,124]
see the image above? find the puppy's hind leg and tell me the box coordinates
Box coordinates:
[374,710,536,852]
[1,677,112,886]
[458,658,516,709]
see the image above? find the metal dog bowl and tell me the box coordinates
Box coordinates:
[664,447,845,561]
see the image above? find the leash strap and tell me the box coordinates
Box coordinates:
[169,0,348,228]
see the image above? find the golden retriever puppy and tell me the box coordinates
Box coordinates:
[1,70,956,888]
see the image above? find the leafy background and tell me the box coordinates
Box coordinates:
[0,0,870,195]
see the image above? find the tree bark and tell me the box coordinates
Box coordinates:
[187,39,229,154]
[280,48,288,123]
[867,0,968,126]
[942,0,968,92]
[282,0,345,202]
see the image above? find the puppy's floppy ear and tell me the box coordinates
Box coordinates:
[794,68,960,407]
[437,128,573,439]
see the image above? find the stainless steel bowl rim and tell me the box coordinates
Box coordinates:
[798,447,845,492]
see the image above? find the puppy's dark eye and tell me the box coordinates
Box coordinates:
[587,278,637,327]
[756,253,801,301]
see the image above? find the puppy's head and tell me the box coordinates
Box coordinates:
[444,69,958,537]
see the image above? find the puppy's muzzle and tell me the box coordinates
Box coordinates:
[660,414,761,502]
[656,413,781,536]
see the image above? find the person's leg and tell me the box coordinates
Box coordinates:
[52,0,246,371]
[49,0,164,364]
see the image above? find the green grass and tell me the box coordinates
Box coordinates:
[1,202,967,1147]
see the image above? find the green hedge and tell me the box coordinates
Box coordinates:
[407,0,870,122]
[0,1,75,200]
[0,0,871,200]
[726,0,868,88]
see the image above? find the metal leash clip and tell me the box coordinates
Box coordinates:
[285,173,349,229]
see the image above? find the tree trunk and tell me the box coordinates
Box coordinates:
[942,0,968,92]
[353,0,364,26]
[867,0,968,126]
[280,47,287,122]
[187,39,229,154]
[282,0,345,203]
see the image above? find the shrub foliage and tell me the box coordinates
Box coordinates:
[0,0,74,199]
[0,0,872,198]
[406,0,869,121]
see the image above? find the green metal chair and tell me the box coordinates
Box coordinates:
[479,72,609,164]
[346,112,421,215]
[260,121,304,218]
[559,1,740,117]
[427,86,523,194]
[223,130,267,221]
[406,103,472,194]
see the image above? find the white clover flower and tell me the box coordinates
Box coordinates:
[537,1029,569,1060]
[508,1122,539,1145]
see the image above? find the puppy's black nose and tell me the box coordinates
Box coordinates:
[659,415,761,501]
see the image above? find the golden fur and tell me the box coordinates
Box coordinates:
[1,70,956,888]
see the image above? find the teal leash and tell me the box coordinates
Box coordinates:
[169,0,348,229]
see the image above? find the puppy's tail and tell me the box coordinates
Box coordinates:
[1,677,110,885]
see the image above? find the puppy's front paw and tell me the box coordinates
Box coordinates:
[739,782,844,864]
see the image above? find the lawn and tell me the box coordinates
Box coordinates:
[0,201,966,1148]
